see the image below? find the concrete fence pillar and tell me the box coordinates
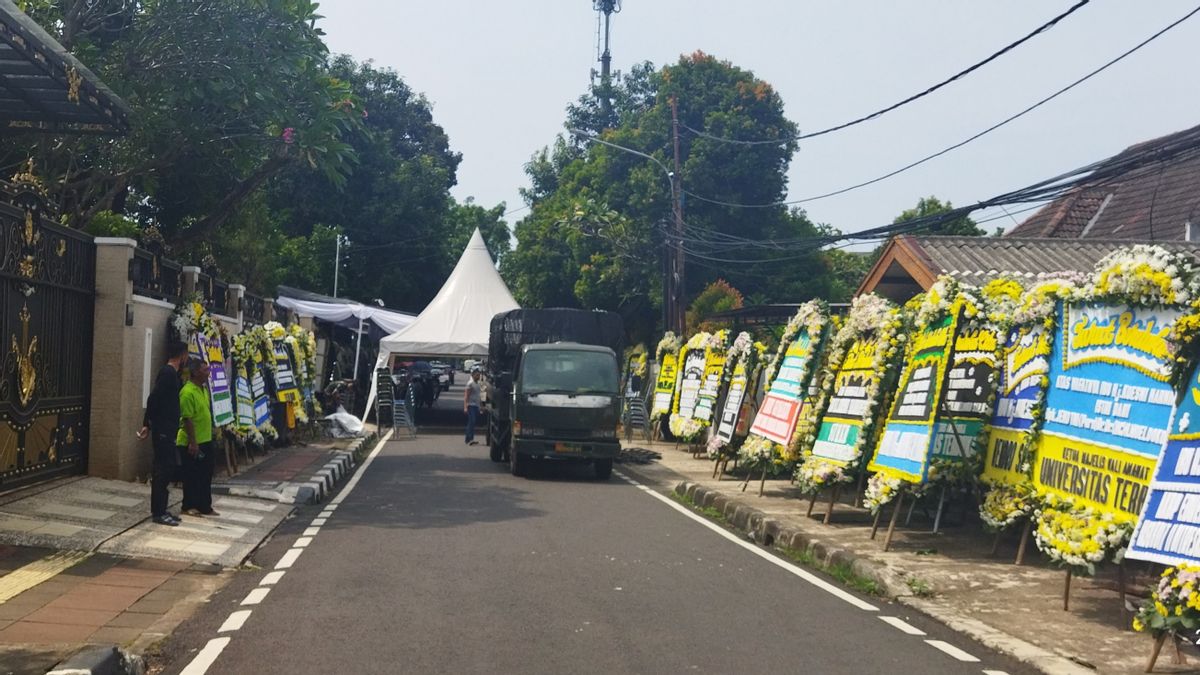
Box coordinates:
[181,265,200,298]
[229,283,245,331]
[88,238,138,480]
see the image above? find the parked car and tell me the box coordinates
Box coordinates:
[394,360,441,408]
[431,360,454,387]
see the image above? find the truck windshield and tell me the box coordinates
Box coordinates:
[521,350,618,395]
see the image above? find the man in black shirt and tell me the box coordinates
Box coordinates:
[138,340,189,526]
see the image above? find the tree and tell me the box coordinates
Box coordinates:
[7,0,363,242]
[510,53,830,342]
[266,56,461,310]
[686,279,744,334]
[893,196,985,237]
[444,197,511,268]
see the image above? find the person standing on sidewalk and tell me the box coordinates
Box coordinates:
[138,340,189,526]
[178,357,219,517]
[464,368,483,446]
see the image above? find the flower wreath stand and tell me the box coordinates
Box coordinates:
[1133,565,1200,671]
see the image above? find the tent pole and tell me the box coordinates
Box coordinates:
[352,316,364,382]
[333,234,341,298]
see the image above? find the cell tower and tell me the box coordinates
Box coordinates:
[593,0,621,121]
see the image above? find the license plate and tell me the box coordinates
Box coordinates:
[554,442,581,453]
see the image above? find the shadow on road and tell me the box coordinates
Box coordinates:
[323,450,550,530]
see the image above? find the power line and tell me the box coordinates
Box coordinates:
[680,0,1092,147]
[684,3,1200,210]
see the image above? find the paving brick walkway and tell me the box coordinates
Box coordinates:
[0,550,223,674]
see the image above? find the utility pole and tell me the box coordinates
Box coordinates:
[670,97,686,334]
[593,1,621,123]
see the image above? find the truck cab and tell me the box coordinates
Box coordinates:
[509,343,620,478]
[485,308,625,480]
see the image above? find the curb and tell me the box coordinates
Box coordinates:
[212,443,360,505]
[48,645,144,675]
[668,480,1093,675]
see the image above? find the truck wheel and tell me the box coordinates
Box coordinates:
[509,449,527,477]
[594,459,613,480]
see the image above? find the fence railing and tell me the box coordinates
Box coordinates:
[130,248,182,303]
[197,271,230,316]
[242,292,265,326]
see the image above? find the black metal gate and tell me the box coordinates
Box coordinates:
[0,167,93,488]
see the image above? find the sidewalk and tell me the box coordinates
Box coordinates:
[617,441,1182,675]
[0,434,372,673]
[0,548,223,675]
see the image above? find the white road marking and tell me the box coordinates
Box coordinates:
[275,548,303,570]
[179,637,231,675]
[218,610,252,633]
[295,536,313,548]
[311,518,327,526]
[241,587,270,606]
[323,503,339,512]
[926,640,980,662]
[878,616,926,635]
[174,432,394,675]
[615,472,878,612]
[319,510,334,518]
[982,671,1010,675]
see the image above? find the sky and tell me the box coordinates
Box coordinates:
[316,1,1200,240]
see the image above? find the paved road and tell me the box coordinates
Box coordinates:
[157,432,1036,675]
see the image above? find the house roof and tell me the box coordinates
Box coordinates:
[857,235,1200,303]
[1008,124,1200,240]
[0,0,131,134]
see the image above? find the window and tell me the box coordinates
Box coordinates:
[521,350,618,394]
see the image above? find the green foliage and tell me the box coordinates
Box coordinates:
[268,55,462,309]
[893,196,985,237]
[825,249,874,302]
[444,197,511,267]
[83,211,140,239]
[685,279,744,334]
[511,53,831,342]
[0,3,463,308]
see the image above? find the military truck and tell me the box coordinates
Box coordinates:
[486,309,624,479]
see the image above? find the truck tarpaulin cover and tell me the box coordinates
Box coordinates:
[488,309,625,378]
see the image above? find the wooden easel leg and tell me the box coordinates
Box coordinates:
[990,530,1002,557]
[904,495,918,526]
[854,470,865,508]
[758,468,767,497]
[883,493,904,552]
[807,492,818,517]
[1173,635,1186,665]
[712,459,721,480]
[870,507,883,540]
[823,484,841,525]
[1015,519,1033,565]
[1146,632,1167,672]
[1063,569,1072,611]
[741,466,752,492]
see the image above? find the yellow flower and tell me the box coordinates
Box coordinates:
[1133,617,1145,632]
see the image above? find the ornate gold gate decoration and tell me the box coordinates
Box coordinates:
[0,161,93,487]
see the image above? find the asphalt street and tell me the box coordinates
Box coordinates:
[156,393,1036,675]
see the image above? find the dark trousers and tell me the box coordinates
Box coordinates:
[151,434,179,517]
[181,441,215,513]
[466,404,479,443]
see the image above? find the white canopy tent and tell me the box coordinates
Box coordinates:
[365,228,519,416]
[274,293,417,382]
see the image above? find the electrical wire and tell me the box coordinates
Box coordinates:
[680,0,1092,146]
[682,3,1200,209]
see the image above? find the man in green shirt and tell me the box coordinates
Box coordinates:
[178,357,218,516]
